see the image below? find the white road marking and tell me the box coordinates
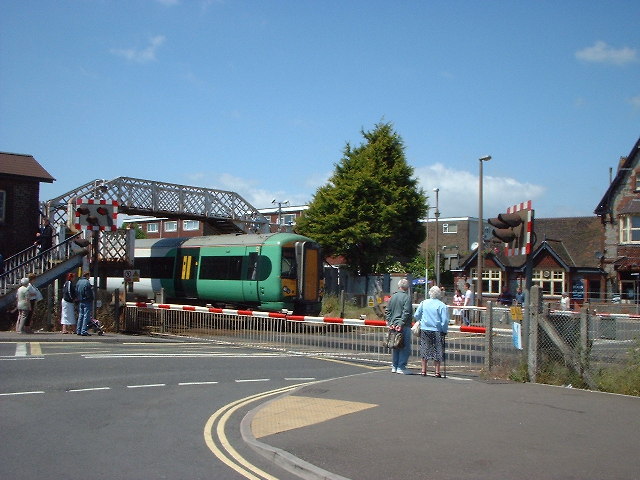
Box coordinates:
[15,343,27,356]
[234,379,269,383]
[68,387,111,392]
[84,353,287,359]
[178,381,219,386]
[127,383,166,389]
[0,391,45,396]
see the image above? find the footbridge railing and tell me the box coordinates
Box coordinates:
[42,176,269,235]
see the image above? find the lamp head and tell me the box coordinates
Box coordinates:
[479,155,492,162]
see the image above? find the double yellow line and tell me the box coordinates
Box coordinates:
[203,381,315,480]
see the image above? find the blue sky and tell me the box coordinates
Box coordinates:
[1,0,639,220]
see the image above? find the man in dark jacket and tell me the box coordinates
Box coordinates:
[75,271,94,336]
[35,219,54,251]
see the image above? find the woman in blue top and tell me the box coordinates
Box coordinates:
[414,285,449,377]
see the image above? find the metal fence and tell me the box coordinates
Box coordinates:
[122,294,640,388]
[122,303,515,374]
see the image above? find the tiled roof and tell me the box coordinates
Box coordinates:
[594,136,640,215]
[532,217,601,268]
[0,152,55,182]
[461,216,602,270]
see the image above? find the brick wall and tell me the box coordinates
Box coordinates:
[0,178,40,257]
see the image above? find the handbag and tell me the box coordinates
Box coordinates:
[411,321,421,337]
[383,328,404,349]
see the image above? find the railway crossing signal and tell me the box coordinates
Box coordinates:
[488,201,533,257]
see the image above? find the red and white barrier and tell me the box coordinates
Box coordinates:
[127,302,387,327]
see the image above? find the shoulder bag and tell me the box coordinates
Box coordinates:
[383,328,404,349]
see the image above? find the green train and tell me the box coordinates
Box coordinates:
[133,233,324,315]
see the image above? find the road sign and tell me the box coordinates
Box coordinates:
[73,198,119,231]
[123,269,140,283]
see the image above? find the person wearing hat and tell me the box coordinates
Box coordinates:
[15,278,31,333]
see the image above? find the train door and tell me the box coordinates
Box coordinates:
[174,247,199,300]
[295,241,322,303]
[242,248,261,303]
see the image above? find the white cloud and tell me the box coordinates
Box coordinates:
[575,41,637,66]
[414,163,546,219]
[111,35,166,63]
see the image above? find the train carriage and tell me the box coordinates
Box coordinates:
[133,233,323,315]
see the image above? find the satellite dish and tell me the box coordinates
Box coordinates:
[471,242,479,251]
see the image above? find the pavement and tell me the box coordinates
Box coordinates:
[3,331,640,480]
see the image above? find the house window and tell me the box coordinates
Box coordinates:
[281,214,295,225]
[443,223,457,234]
[635,173,640,192]
[164,221,178,232]
[183,220,199,231]
[0,190,5,223]
[532,270,565,295]
[470,268,502,294]
[147,223,159,233]
[619,215,640,244]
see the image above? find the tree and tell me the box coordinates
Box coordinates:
[296,122,428,275]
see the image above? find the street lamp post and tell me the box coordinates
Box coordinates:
[424,204,430,284]
[271,199,289,232]
[433,188,440,287]
[477,155,491,306]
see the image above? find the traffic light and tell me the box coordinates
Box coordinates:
[488,213,523,243]
[488,202,533,256]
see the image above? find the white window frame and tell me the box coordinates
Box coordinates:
[619,215,640,244]
[443,223,457,234]
[280,214,295,225]
[164,221,178,232]
[470,268,502,294]
[532,269,565,295]
[147,223,159,233]
[183,220,199,231]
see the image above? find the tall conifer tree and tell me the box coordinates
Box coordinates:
[296,122,428,274]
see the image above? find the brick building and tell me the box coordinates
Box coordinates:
[594,136,640,300]
[0,152,55,257]
[121,216,222,239]
[122,204,309,238]
[456,216,603,305]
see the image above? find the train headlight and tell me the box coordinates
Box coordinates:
[282,286,292,294]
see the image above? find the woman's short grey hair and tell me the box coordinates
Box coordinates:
[428,285,442,299]
[398,278,409,290]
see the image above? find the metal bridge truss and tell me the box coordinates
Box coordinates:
[42,176,269,235]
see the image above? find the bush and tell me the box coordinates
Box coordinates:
[596,339,640,396]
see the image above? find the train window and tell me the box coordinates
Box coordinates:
[135,257,174,278]
[200,256,243,280]
[247,252,258,281]
[281,248,296,278]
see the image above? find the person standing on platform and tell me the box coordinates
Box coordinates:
[385,278,413,375]
[75,271,94,336]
